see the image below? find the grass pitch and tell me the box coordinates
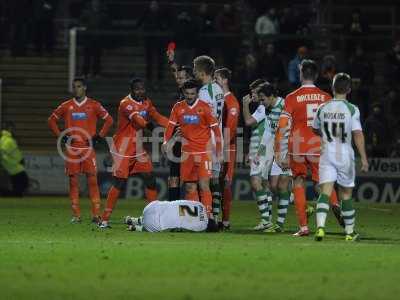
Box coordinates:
[1,197,400,300]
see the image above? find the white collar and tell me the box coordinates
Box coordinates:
[301,84,316,88]
[73,97,88,107]
[224,92,231,97]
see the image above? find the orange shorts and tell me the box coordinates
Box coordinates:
[112,152,153,179]
[289,154,319,182]
[65,147,97,175]
[221,150,236,182]
[180,152,212,182]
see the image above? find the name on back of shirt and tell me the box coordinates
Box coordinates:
[323,112,346,120]
[296,94,326,102]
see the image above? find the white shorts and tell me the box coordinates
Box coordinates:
[250,155,273,180]
[211,131,222,177]
[270,160,292,177]
[319,151,355,187]
[212,151,221,178]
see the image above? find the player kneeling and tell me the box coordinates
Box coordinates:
[125,200,209,232]
[312,73,369,241]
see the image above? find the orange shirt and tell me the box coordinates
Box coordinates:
[222,92,240,151]
[48,97,112,147]
[164,99,222,154]
[275,85,332,155]
[112,95,168,157]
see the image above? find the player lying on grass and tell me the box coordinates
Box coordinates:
[124,200,209,232]
[312,73,369,241]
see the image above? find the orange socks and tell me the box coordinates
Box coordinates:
[293,186,307,227]
[145,188,157,202]
[222,186,232,222]
[200,190,212,216]
[102,186,121,221]
[87,174,101,217]
[69,175,80,217]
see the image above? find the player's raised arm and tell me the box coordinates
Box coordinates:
[48,103,66,137]
[242,94,259,126]
[95,103,113,138]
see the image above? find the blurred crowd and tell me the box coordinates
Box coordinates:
[0,0,399,157]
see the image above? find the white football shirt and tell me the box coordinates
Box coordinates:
[142,200,208,232]
[312,99,362,156]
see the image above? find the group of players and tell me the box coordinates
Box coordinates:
[48,51,368,241]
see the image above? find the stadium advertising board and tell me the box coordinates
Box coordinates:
[24,154,400,203]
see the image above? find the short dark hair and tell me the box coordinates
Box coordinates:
[300,59,318,80]
[249,78,267,90]
[73,77,87,87]
[130,77,144,90]
[193,55,215,75]
[258,82,276,97]
[215,67,232,81]
[181,79,200,91]
[332,73,352,94]
[177,65,194,78]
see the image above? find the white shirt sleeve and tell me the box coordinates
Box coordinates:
[312,106,322,130]
[351,106,362,131]
[260,118,273,147]
[251,105,265,123]
[199,87,212,104]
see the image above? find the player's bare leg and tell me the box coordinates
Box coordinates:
[86,173,101,223]
[168,176,180,201]
[184,182,199,201]
[269,175,279,195]
[69,174,81,223]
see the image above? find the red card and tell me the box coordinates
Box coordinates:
[167,42,176,52]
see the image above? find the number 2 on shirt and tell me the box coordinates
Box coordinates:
[306,103,319,127]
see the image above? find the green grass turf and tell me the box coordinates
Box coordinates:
[1,197,400,300]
